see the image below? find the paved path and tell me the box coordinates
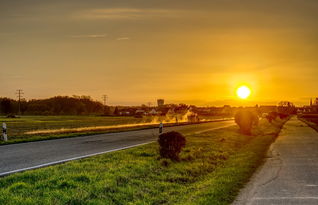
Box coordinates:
[0,120,234,176]
[234,117,318,205]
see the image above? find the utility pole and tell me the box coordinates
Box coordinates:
[102,95,108,114]
[16,89,24,115]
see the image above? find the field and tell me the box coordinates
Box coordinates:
[0,115,228,144]
[0,118,287,204]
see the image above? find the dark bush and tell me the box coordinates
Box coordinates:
[158,131,186,161]
[6,114,17,118]
[278,113,289,119]
[266,111,278,123]
[235,109,259,135]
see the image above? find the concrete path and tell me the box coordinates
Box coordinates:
[0,120,234,176]
[234,117,318,205]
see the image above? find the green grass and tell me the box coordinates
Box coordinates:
[0,115,146,144]
[0,115,226,145]
[0,118,287,205]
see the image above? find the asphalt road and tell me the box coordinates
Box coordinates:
[0,120,235,176]
[234,117,318,205]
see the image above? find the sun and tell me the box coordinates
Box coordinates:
[236,85,251,99]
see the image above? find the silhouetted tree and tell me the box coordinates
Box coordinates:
[0,98,13,114]
[113,107,119,115]
[0,96,105,115]
[278,101,296,115]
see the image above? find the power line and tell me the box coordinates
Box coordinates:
[16,89,24,115]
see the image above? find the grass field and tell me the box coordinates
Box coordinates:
[0,115,228,144]
[0,118,287,204]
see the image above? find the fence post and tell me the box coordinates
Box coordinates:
[2,123,7,142]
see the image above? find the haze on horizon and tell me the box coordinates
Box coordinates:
[1,0,318,106]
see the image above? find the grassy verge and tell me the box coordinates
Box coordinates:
[298,116,318,132]
[0,119,287,205]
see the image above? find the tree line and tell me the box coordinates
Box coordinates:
[0,96,107,115]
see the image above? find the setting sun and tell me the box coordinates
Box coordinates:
[236,86,251,99]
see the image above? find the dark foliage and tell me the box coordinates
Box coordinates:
[278,101,296,114]
[6,114,17,118]
[0,96,104,115]
[266,111,278,123]
[278,113,289,119]
[113,107,119,115]
[266,111,289,123]
[235,109,259,135]
[0,98,13,114]
[158,131,186,161]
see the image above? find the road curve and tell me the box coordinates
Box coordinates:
[0,120,234,176]
[233,117,318,205]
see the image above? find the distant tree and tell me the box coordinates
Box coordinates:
[15,96,104,115]
[103,106,111,116]
[0,98,13,114]
[20,99,28,114]
[113,107,119,115]
[278,101,296,115]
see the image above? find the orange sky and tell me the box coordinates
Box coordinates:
[0,0,317,106]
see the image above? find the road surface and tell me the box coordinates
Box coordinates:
[0,120,234,176]
[234,117,318,205]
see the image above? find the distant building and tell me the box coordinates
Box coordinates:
[157,99,164,107]
[311,98,318,113]
[300,98,318,114]
[149,109,158,115]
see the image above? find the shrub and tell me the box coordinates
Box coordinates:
[265,111,278,123]
[235,109,259,135]
[6,114,17,118]
[278,113,289,119]
[158,131,186,161]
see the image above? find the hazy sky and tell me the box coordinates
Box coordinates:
[1,0,318,106]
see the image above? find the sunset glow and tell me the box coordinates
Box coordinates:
[1,1,318,106]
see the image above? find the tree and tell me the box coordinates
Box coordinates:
[0,98,13,114]
[113,107,119,115]
[278,101,296,115]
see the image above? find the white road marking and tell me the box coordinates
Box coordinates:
[253,197,318,200]
[0,141,154,177]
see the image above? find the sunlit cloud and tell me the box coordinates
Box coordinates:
[70,34,107,38]
[116,37,130,41]
[73,8,182,20]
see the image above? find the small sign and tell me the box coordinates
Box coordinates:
[2,123,7,142]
